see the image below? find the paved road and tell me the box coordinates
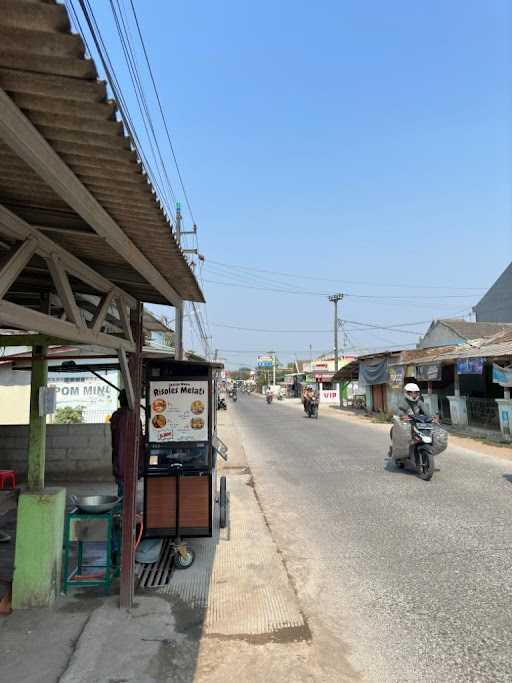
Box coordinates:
[233,395,512,682]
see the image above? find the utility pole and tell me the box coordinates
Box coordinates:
[273,352,276,386]
[175,202,184,360]
[328,293,344,407]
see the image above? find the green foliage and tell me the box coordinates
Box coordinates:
[54,406,84,424]
[233,367,252,380]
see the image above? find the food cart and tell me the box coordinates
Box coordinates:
[143,360,227,565]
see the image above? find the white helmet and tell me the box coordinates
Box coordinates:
[404,382,421,402]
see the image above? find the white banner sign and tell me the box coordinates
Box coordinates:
[48,373,118,414]
[320,389,339,403]
[149,380,209,443]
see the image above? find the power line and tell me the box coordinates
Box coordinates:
[206,258,487,292]
[203,265,478,301]
[202,278,478,308]
[109,0,177,214]
[73,0,171,217]
[128,0,197,226]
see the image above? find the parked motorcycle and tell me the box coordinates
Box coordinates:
[391,413,447,481]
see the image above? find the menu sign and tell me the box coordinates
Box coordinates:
[149,380,208,443]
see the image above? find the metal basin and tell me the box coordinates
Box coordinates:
[71,495,121,514]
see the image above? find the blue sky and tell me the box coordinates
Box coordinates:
[77,1,511,367]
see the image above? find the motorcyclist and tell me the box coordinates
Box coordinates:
[398,383,430,419]
[389,382,437,457]
[303,385,315,413]
[266,387,273,403]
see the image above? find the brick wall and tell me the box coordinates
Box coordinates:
[0,424,112,481]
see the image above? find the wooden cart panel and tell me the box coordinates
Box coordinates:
[145,474,211,537]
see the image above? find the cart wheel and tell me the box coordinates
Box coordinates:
[219,475,227,528]
[175,547,195,570]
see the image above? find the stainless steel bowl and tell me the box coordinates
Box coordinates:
[71,495,121,514]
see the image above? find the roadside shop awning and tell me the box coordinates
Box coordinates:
[332,360,359,382]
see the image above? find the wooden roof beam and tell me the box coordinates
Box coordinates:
[0,299,134,352]
[0,87,182,307]
[0,203,137,308]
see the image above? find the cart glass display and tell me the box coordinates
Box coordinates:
[144,359,222,538]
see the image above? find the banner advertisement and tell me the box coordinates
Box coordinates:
[48,372,118,421]
[388,366,405,389]
[493,363,512,387]
[416,363,441,382]
[256,355,273,368]
[149,380,208,443]
[319,388,339,403]
[456,358,484,375]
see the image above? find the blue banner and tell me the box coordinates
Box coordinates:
[456,357,484,375]
[493,363,512,387]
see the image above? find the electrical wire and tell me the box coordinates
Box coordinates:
[203,266,478,301]
[72,0,171,217]
[128,0,197,226]
[109,0,177,214]
[206,259,487,292]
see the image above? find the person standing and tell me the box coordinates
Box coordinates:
[110,389,144,498]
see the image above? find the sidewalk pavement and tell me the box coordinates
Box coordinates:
[0,404,357,683]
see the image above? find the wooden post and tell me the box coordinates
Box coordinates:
[119,302,144,609]
[27,344,48,491]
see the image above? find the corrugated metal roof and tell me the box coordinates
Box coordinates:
[0,0,204,305]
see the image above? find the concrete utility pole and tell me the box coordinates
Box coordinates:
[328,293,344,407]
[175,202,184,360]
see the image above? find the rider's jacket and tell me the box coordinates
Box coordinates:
[398,398,430,417]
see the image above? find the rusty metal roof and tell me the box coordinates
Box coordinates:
[0,0,204,305]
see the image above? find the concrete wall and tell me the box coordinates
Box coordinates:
[0,424,112,480]
[475,262,512,323]
[418,323,465,349]
[387,387,402,414]
[0,365,30,424]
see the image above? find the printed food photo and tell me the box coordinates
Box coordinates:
[152,398,167,413]
[191,400,205,414]
[190,417,204,430]
[152,414,167,429]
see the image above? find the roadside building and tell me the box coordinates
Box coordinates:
[302,354,356,403]
[418,318,512,349]
[347,329,512,440]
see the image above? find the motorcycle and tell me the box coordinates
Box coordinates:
[217,397,227,411]
[391,413,440,481]
[232,392,238,402]
[266,393,273,404]
[306,397,319,419]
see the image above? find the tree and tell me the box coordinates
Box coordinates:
[54,406,84,424]
[233,367,252,380]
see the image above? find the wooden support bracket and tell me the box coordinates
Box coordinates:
[0,238,37,300]
[46,254,84,328]
[91,290,116,334]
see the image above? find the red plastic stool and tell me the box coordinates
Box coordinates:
[0,470,15,489]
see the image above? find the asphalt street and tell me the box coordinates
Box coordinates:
[232,395,512,682]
